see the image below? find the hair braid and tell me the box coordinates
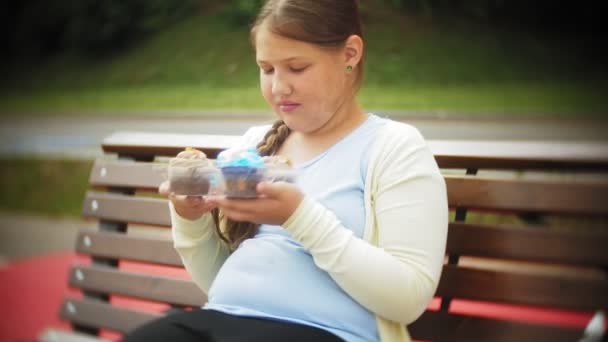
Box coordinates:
[213,120,291,251]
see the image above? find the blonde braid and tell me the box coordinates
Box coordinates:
[213,120,291,251]
[257,120,292,156]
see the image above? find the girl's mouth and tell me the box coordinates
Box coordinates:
[278,102,300,112]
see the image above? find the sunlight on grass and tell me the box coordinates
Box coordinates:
[2,82,606,119]
[0,158,92,217]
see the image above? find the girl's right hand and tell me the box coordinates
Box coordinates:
[159,181,217,221]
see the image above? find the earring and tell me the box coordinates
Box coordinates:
[346,65,353,72]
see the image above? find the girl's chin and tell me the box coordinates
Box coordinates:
[282,119,319,134]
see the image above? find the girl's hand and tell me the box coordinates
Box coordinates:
[158,180,217,221]
[208,181,304,225]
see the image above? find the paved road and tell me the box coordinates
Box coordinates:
[0,211,94,264]
[0,210,173,263]
[1,114,607,159]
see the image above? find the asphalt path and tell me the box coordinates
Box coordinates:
[0,114,607,159]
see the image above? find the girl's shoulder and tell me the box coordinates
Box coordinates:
[375,119,428,150]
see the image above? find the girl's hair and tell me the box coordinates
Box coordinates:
[251,0,365,92]
[213,0,364,251]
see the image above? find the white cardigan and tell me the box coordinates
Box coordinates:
[169,120,448,341]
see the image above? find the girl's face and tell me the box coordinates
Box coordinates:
[255,27,350,134]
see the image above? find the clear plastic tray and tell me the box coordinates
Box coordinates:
[162,164,299,198]
[168,166,223,196]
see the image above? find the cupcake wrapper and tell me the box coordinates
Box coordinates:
[221,166,262,198]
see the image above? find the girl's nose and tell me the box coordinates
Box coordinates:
[272,74,293,96]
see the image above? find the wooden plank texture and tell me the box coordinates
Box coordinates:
[69,265,206,307]
[446,175,608,215]
[102,132,238,159]
[82,192,170,226]
[429,139,608,170]
[89,160,165,190]
[39,329,109,342]
[436,265,608,311]
[87,163,608,217]
[102,132,608,170]
[447,222,608,265]
[75,231,181,266]
[60,298,160,334]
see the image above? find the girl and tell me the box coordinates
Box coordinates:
[124,0,447,341]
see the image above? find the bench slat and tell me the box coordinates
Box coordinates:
[408,310,582,342]
[39,328,109,342]
[60,298,159,334]
[437,265,608,311]
[75,231,181,266]
[69,265,206,307]
[430,140,608,170]
[448,222,608,265]
[89,160,165,189]
[102,132,608,170]
[102,132,238,159]
[82,192,170,226]
[82,176,608,229]
[77,221,608,268]
[446,175,608,215]
[75,230,607,311]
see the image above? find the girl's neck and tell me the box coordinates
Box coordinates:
[300,99,367,144]
[278,99,367,167]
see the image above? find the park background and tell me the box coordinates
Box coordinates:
[0,0,607,341]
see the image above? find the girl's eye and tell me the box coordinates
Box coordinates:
[290,66,308,73]
[261,67,274,75]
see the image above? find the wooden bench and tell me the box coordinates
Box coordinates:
[42,131,608,341]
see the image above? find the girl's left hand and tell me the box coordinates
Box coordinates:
[208,182,304,225]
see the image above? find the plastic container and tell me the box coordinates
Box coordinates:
[168,166,223,196]
[262,168,299,183]
[220,166,263,198]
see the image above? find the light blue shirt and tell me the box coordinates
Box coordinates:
[205,114,387,342]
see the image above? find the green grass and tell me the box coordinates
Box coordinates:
[0,158,92,217]
[2,83,606,119]
[1,6,607,118]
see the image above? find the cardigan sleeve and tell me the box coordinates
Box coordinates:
[283,125,448,324]
[170,202,230,294]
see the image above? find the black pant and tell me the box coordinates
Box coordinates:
[122,309,344,342]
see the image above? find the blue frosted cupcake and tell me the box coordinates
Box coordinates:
[217,147,265,198]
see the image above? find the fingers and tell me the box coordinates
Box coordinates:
[208,197,262,213]
[168,194,218,221]
[158,181,171,197]
[256,181,290,198]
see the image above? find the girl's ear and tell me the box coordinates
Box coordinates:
[344,35,363,69]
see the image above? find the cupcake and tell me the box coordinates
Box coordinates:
[217,147,264,198]
[168,148,219,196]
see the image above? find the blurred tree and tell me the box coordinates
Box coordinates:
[387,0,605,34]
[222,0,264,26]
[389,0,508,20]
[66,0,197,54]
[3,1,72,60]
[2,0,197,61]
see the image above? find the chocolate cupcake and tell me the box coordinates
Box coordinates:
[168,148,218,196]
[217,147,264,198]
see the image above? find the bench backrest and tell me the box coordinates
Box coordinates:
[61,131,608,341]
